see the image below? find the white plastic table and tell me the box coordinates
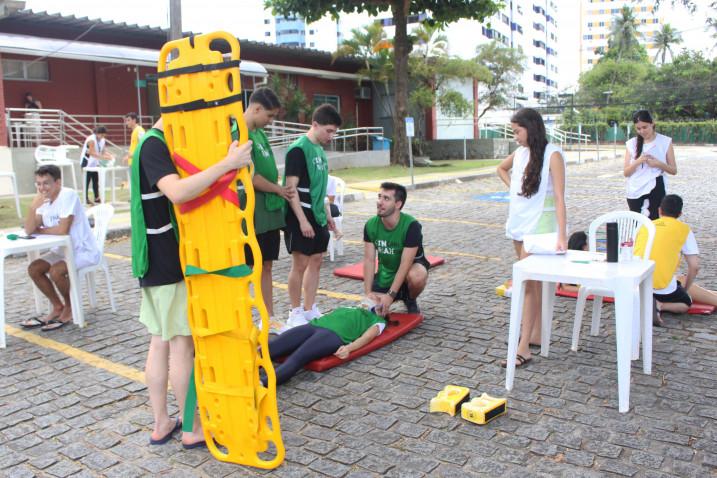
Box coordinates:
[505,251,655,413]
[83,165,129,204]
[0,234,85,348]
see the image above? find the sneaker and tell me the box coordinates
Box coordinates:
[278,307,308,334]
[303,303,322,321]
[404,298,420,314]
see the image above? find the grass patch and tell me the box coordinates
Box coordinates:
[332,159,500,183]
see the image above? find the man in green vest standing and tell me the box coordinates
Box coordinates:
[363,182,429,316]
[233,88,295,333]
[130,117,252,449]
[282,104,342,331]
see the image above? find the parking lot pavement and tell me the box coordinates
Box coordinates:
[1,146,716,477]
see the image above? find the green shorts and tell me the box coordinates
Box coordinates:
[139,281,191,341]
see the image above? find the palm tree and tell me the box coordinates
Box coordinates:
[411,22,448,60]
[608,5,643,60]
[653,24,683,64]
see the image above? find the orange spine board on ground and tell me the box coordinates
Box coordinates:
[158,31,284,469]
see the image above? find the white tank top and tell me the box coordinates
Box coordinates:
[625,133,671,199]
[506,143,565,241]
[81,134,106,168]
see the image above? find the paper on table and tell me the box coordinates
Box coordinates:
[523,232,565,255]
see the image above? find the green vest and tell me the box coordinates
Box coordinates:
[283,135,328,226]
[365,212,417,288]
[310,307,386,344]
[130,128,178,279]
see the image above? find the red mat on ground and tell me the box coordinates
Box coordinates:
[300,312,424,372]
[333,256,445,280]
[555,288,715,315]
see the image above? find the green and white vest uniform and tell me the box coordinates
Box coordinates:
[365,212,420,289]
[283,135,329,226]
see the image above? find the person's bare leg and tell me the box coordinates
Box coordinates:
[406,263,427,299]
[168,335,203,445]
[676,275,717,307]
[145,336,175,441]
[515,279,539,362]
[302,253,323,311]
[528,280,543,345]
[261,260,274,316]
[512,241,542,349]
[288,252,309,309]
[27,259,63,322]
[49,262,73,323]
[658,300,689,314]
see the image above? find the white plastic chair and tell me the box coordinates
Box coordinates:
[34,145,79,191]
[0,171,21,218]
[327,176,346,261]
[78,204,116,312]
[571,211,656,351]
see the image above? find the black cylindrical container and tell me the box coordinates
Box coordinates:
[606,222,618,263]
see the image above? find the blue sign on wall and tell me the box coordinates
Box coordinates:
[472,191,509,202]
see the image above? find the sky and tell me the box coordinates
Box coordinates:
[23,0,716,91]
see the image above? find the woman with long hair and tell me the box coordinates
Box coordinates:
[496,108,567,368]
[624,110,676,220]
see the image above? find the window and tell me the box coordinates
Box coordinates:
[533,74,545,83]
[309,29,314,34]
[264,19,270,24]
[502,13,509,25]
[516,5,523,14]
[2,59,49,81]
[309,42,315,47]
[482,26,494,39]
[265,31,271,36]
[533,57,545,65]
[588,59,593,64]
[588,22,593,27]
[313,94,340,111]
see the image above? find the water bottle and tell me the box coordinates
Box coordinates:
[606,222,618,263]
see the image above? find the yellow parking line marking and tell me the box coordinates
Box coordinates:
[342,239,501,261]
[273,282,363,301]
[5,325,145,384]
[105,252,130,261]
[343,211,501,228]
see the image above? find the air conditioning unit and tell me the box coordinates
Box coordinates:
[355,86,371,99]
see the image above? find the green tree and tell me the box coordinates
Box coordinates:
[265,0,501,165]
[474,41,525,119]
[267,74,313,123]
[605,5,643,61]
[653,24,683,64]
[332,23,394,117]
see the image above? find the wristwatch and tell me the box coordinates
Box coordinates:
[388,290,398,299]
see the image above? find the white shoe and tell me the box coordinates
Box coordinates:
[303,303,322,321]
[278,307,308,334]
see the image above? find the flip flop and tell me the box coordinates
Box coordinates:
[149,418,182,445]
[20,317,55,329]
[501,354,533,369]
[40,320,70,332]
[182,440,207,450]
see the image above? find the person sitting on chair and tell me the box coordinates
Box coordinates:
[21,165,100,331]
[634,194,717,325]
[363,182,428,315]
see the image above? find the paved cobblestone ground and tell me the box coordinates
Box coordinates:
[1,146,716,477]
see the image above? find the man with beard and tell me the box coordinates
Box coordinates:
[363,182,428,316]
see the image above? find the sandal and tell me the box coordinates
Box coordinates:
[501,354,532,368]
[20,317,55,329]
[41,320,70,332]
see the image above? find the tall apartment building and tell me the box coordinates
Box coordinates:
[263,13,339,51]
[580,0,664,71]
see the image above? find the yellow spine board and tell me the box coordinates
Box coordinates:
[158,31,284,469]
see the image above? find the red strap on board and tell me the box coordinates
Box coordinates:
[172,152,240,213]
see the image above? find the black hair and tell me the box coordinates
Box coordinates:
[125,112,139,121]
[35,165,62,181]
[249,87,281,110]
[312,103,342,127]
[94,126,107,135]
[379,181,407,209]
[568,231,588,251]
[510,108,548,198]
[632,110,654,159]
[660,194,683,218]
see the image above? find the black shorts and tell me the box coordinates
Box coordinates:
[245,229,281,266]
[654,280,692,307]
[371,256,430,300]
[284,214,330,256]
[626,175,665,221]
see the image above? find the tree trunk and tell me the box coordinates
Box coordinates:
[390,0,410,166]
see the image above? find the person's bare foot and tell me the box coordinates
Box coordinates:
[181,428,205,447]
[150,417,178,443]
[42,306,64,323]
[57,307,73,323]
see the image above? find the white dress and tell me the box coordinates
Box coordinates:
[506,143,565,241]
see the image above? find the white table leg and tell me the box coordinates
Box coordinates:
[505,271,526,391]
[98,170,107,204]
[10,174,21,219]
[111,168,117,204]
[632,287,641,361]
[613,278,634,413]
[541,281,556,357]
[62,239,85,327]
[82,169,88,205]
[641,274,653,374]
[1,255,6,348]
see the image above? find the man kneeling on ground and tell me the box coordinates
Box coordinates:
[22,165,100,331]
[363,182,428,315]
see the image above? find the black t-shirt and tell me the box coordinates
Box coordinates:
[138,135,184,287]
[284,148,317,223]
[363,220,424,254]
